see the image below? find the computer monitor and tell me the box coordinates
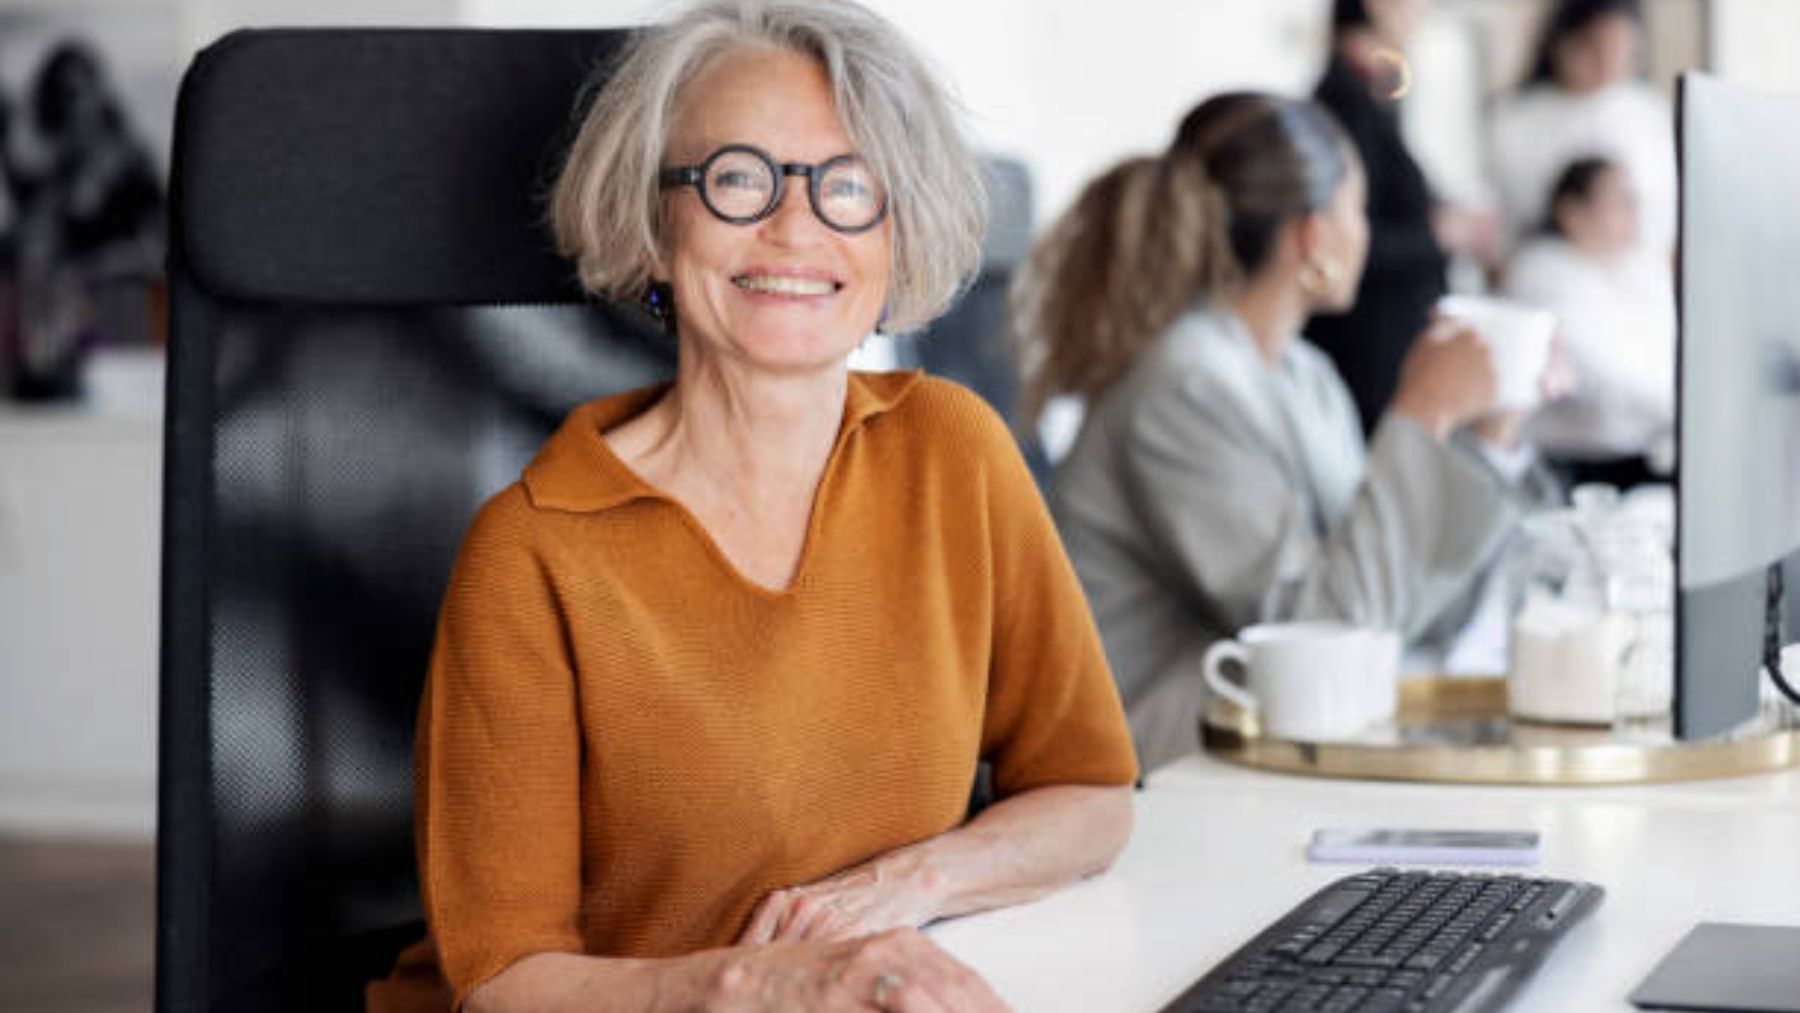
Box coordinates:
[1674,72,1800,739]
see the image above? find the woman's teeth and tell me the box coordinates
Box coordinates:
[733,275,838,296]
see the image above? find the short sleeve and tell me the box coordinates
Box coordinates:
[964,399,1140,795]
[414,486,585,1008]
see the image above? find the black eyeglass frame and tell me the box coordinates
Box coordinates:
[657,143,889,235]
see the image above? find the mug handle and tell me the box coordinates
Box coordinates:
[1202,639,1259,713]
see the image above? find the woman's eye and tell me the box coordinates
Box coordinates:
[825,178,870,200]
[713,169,768,191]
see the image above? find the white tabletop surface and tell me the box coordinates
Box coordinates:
[934,751,1800,1012]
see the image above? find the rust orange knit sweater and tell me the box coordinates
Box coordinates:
[367,371,1138,1011]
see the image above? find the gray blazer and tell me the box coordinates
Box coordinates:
[1054,303,1530,769]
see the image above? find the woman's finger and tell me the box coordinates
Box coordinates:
[738,892,788,945]
[780,892,839,942]
[879,973,951,1013]
[883,931,1012,1013]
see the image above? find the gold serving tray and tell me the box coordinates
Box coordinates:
[1201,678,1800,785]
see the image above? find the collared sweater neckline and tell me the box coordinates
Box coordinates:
[522,369,924,514]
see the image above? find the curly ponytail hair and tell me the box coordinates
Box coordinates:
[1014,92,1356,423]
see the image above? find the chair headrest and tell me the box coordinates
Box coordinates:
[173,28,630,306]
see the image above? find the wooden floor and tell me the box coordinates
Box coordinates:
[0,836,154,1013]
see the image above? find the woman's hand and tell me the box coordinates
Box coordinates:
[742,784,1131,948]
[701,928,1010,1012]
[1467,330,1577,449]
[739,856,940,945]
[1389,318,1499,439]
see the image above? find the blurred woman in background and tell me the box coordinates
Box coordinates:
[1489,0,1675,260]
[1307,0,1500,434]
[1017,92,1557,771]
[1504,156,1673,488]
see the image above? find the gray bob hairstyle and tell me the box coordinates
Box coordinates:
[550,0,988,333]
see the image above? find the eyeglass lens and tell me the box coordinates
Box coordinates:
[699,148,884,231]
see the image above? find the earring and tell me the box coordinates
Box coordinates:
[641,282,674,328]
[1301,260,1338,296]
[1369,45,1414,101]
[874,304,890,336]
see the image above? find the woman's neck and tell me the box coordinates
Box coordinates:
[1567,234,1628,262]
[1554,70,1613,97]
[1337,30,1392,71]
[629,342,848,505]
[1226,274,1309,368]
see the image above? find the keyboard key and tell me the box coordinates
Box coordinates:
[1362,988,1412,1013]
[1336,952,1404,969]
[1302,943,1344,965]
[1448,943,1485,975]
[1404,950,1447,971]
[1321,985,1369,1012]
[1290,983,1334,1008]
[1476,913,1514,941]
[1272,935,1314,957]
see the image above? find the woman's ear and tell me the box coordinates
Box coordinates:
[1292,212,1348,303]
[1294,211,1333,268]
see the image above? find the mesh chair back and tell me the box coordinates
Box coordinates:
[157,29,671,1012]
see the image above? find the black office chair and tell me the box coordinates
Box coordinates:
[156,28,670,1012]
[909,158,1052,484]
[156,27,1035,1013]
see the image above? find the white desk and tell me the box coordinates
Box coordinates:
[936,753,1800,1012]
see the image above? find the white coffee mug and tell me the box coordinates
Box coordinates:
[1202,622,1401,741]
[1361,628,1403,728]
[1437,294,1555,411]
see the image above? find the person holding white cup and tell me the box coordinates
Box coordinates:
[1016,93,1563,770]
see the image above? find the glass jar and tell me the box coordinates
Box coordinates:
[1507,485,1674,727]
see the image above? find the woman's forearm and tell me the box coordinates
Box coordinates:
[466,949,717,1013]
[876,783,1134,921]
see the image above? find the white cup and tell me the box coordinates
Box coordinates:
[1436,295,1555,411]
[1361,628,1403,728]
[1202,622,1402,741]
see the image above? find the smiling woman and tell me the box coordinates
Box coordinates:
[650,48,894,380]
[364,3,1139,1013]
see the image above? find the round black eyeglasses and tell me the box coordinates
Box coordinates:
[658,144,888,234]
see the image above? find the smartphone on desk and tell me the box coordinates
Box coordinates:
[1307,827,1543,867]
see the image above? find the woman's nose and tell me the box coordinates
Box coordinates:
[758,179,825,244]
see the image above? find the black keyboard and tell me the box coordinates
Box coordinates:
[1159,869,1603,1013]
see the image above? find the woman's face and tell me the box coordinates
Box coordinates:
[659,48,892,376]
[1367,0,1432,50]
[1313,163,1371,312]
[1556,13,1642,93]
[1559,166,1640,254]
